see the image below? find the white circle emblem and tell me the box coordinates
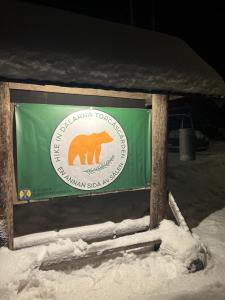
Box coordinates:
[50,109,128,190]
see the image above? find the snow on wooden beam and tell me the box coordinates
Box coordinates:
[14,216,150,250]
[40,231,161,271]
[0,83,14,249]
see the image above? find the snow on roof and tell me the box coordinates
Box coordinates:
[1,1,225,97]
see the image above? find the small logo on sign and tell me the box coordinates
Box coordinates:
[19,189,32,201]
[50,109,128,190]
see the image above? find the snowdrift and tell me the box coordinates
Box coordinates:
[0,219,207,300]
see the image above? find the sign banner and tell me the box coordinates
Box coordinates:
[16,104,151,200]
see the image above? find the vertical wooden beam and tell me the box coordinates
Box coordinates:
[11,103,18,206]
[0,83,14,249]
[150,94,168,229]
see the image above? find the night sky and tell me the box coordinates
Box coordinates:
[20,0,225,81]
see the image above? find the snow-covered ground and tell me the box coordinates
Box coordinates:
[1,141,225,300]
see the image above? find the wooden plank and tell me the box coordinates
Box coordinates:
[40,234,161,270]
[41,240,161,271]
[0,83,14,249]
[168,192,190,232]
[150,94,168,229]
[9,82,151,101]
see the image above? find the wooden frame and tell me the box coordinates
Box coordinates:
[8,82,152,101]
[0,83,14,249]
[0,82,168,249]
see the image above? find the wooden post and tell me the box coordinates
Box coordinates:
[150,94,168,229]
[0,82,14,249]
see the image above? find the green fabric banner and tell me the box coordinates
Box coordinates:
[16,104,151,200]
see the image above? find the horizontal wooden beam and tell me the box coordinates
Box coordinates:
[40,233,161,270]
[8,82,151,101]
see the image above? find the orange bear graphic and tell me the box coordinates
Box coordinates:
[68,131,113,165]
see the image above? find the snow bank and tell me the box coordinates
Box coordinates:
[13,216,205,271]
[159,221,206,270]
[0,219,205,300]
[14,231,58,249]
[0,245,45,299]
[38,220,204,271]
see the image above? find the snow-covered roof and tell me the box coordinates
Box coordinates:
[1,1,225,97]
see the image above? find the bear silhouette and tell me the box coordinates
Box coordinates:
[68,131,113,165]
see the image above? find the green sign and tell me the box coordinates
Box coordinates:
[16,104,151,200]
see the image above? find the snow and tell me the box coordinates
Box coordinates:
[14,216,150,249]
[0,220,203,300]
[1,142,225,299]
[14,231,58,249]
[0,219,7,246]
[1,1,225,97]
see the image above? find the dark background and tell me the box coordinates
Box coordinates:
[18,0,225,138]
